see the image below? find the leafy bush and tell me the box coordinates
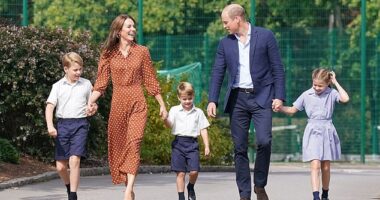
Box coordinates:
[0,138,20,164]
[0,23,105,161]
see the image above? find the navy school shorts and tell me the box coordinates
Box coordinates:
[55,118,89,160]
[171,136,200,172]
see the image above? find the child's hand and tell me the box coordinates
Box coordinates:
[330,71,337,84]
[47,126,57,138]
[86,103,98,116]
[272,99,283,112]
[204,147,210,158]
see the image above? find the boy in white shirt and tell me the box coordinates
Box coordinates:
[164,82,210,200]
[45,52,96,200]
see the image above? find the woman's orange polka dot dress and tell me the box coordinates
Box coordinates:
[93,43,161,184]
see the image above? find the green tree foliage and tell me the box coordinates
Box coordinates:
[33,0,217,41]
[0,0,23,25]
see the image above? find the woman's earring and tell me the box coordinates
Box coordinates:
[116,34,120,38]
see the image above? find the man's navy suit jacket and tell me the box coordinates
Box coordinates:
[208,26,286,112]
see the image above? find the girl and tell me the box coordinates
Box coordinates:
[279,68,349,200]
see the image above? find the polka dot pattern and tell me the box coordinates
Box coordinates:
[93,44,161,185]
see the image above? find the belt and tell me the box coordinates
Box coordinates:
[235,87,255,93]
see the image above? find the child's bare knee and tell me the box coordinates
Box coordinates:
[189,171,198,176]
[177,172,186,178]
[56,161,68,172]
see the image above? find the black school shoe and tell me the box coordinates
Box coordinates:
[188,189,196,200]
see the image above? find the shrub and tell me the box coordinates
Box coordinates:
[0,23,105,161]
[0,138,20,164]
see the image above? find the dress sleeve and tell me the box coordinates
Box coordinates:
[332,89,340,103]
[293,92,305,111]
[93,54,111,95]
[141,47,161,96]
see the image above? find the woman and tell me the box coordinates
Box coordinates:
[88,14,167,200]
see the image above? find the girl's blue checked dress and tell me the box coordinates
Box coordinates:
[293,87,341,162]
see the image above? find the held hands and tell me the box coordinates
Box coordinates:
[47,126,57,138]
[159,105,168,120]
[272,99,283,112]
[86,102,98,116]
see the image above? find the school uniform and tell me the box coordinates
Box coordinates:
[46,77,92,160]
[167,104,210,172]
[293,87,341,162]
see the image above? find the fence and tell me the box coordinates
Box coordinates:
[1,0,379,162]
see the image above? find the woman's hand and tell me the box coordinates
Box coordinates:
[159,106,168,120]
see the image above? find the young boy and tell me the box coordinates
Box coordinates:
[164,82,210,200]
[45,52,96,200]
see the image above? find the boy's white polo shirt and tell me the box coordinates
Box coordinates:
[46,77,92,118]
[167,104,210,138]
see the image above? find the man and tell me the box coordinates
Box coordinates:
[207,4,285,200]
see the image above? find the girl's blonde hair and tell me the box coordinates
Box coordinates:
[312,68,332,85]
[62,52,83,68]
[177,82,194,96]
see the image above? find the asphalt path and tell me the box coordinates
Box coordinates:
[1,163,379,200]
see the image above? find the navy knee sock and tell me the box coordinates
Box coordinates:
[178,192,185,200]
[313,191,320,200]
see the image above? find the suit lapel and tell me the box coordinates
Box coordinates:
[228,35,239,80]
[250,26,258,71]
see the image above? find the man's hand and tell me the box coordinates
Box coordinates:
[207,102,217,118]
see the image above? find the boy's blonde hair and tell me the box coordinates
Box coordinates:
[62,52,83,68]
[177,82,194,96]
[312,68,332,85]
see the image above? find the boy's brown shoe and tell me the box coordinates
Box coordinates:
[254,186,269,200]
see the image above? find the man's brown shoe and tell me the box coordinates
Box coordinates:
[254,186,269,200]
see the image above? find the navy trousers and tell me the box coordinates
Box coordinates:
[228,89,272,198]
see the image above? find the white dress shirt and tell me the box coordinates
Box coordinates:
[46,77,92,118]
[167,104,210,138]
[233,23,253,89]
